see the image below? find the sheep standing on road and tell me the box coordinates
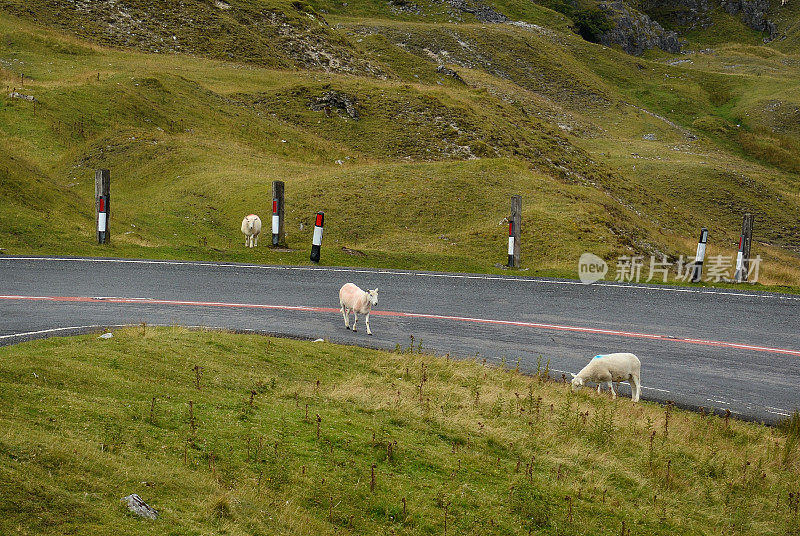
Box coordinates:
[241,214,262,248]
[570,352,641,402]
[339,283,378,335]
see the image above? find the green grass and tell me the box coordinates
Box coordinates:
[1,327,799,535]
[0,4,799,288]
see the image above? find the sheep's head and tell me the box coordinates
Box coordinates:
[570,373,584,391]
[368,288,378,306]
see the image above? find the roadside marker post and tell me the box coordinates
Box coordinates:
[95,169,110,244]
[691,228,708,283]
[272,198,279,246]
[507,220,515,267]
[508,195,521,268]
[271,180,285,247]
[310,211,324,263]
[734,213,754,282]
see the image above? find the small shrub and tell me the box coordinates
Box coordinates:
[510,480,551,527]
[210,493,233,519]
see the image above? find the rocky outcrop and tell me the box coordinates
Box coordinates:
[436,65,466,84]
[719,0,777,36]
[638,0,713,31]
[309,90,359,120]
[597,1,682,55]
[444,0,509,23]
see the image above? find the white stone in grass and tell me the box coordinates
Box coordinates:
[98,332,113,339]
[121,494,158,520]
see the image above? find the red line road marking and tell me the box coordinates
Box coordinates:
[2,294,798,357]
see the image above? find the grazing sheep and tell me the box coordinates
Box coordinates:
[241,214,262,248]
[339,283,378,335]
[570,352,641,402]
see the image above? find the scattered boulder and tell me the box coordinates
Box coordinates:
[341,246,366,256]
[436,65,466,84]
[388,0,422,15]
[121,494,158,520]
[310,90,359,120]
[9,91,36,102]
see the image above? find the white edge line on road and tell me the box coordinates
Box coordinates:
[3,256,799,302]
[0,324,129,340]
[767,410,791,417]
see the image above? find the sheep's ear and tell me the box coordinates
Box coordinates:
[373,288,378,293]
[570,373,577,378]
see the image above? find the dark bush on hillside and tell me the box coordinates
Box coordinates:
[536,1,613,43]
[573,8,613,43]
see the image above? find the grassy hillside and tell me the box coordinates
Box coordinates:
[1,327,799,535]
[0,2,798,286]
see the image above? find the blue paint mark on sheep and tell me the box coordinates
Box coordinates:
[593,355,604,359]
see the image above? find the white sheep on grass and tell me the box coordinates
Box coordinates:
[241,214,262,248]
[570,352,641,402]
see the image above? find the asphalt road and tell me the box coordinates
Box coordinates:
[1,256,798,424]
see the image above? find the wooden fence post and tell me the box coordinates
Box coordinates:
[95,169,110,244]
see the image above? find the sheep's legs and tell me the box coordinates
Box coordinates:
[365,313,372,336]
[596,384,602,394]
[254,234,259,247]
[352,312,358,332]
[341,305,350,329]
[630,375,641,402]
[608,381,617,399]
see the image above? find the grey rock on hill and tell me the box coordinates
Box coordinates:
[639,0,714,30]
[720,0,777,37]
[598,1,683,55]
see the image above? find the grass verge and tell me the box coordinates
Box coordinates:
[1,327,799,535]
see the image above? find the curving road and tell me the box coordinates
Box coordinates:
[1,256,798,424]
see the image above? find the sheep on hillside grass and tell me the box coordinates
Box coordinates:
[241,214,262,248]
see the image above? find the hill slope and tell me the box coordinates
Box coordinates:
[0,1,798,285]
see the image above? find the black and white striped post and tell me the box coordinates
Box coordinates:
[734,213,754,282]
[271,197,280,246]
[271,180,285,247]
[507,220,515,267]
[95,169,110,244]
[690,227,708,283]
[310,211,324,263]
[508,195,521,268]
[733,235,745,282]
